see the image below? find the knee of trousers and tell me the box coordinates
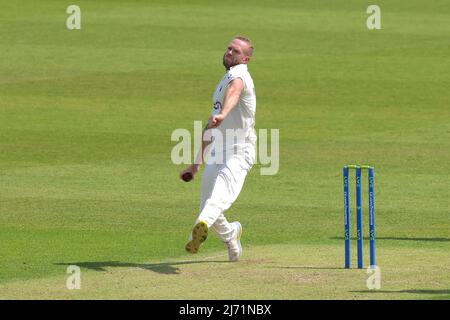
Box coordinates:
[197,198,230,226]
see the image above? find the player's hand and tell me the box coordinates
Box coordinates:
[209,114,226,128]
[180,164,199,182]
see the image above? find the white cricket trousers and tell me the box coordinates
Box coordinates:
[194,148,254,243]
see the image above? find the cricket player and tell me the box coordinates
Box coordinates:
[180,36,256,262]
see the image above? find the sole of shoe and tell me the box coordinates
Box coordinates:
[185,221,208,254]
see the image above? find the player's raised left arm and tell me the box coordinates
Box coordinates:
[210,78,244,128]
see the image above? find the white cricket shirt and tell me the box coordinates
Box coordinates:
[211,64,257,155]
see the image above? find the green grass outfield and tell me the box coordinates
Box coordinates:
[0,0,449,299]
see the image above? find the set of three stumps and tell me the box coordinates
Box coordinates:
[343,165,376,269]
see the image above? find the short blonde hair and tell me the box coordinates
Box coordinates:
[233,36,254,57]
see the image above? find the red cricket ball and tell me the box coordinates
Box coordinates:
[181,172,193,182]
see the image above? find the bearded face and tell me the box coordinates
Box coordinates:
[223,52,240,69]
[222,39,250,70]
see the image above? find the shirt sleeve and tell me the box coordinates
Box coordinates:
[227,66,247,89]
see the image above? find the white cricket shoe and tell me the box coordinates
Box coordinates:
[227,221,243,262]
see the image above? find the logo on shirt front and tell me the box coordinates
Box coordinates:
[213,101,222,111]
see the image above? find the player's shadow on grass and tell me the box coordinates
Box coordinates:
[350,289,450,295]
[330,236,450,242]
[55,260,227,275]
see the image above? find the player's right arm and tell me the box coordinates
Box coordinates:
[179,119,214,181]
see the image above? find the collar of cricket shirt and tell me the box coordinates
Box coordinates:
[230,64,248,71]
